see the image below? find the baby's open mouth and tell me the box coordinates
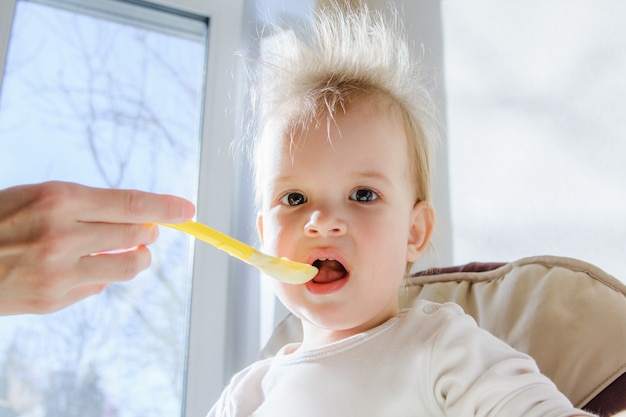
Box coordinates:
[311,259,348,284]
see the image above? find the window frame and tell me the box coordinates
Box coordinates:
[0,2,15,92]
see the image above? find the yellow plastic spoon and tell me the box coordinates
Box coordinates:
[158,221,318,284]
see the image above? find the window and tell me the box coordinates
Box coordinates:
[0,0,241,415]
[442,0,626,281]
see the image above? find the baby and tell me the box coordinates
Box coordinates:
[208,3,595,417]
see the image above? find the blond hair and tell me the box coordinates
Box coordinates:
[249,2,438,208]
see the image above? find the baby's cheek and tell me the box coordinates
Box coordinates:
[260,226,283,256]
[265,212,297,256]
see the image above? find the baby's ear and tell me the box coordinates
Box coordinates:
[256,213,264,245]
[406,201,435,262]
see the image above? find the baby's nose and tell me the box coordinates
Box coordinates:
[304,210,347,237]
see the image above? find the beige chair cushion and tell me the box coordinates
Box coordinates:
[261,255,626,409]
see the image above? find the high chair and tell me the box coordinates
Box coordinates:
[261,255,626,416]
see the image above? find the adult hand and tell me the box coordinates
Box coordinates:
[0,181,195,315]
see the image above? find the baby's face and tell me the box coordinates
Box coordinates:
[256,96,433,344]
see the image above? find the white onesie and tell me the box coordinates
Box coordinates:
[208,300,594,417]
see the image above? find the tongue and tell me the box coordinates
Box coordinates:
[312,260,346,284]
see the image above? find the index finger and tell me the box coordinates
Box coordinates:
[73,184,196,224]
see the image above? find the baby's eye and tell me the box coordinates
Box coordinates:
[280,192,308,206]
[349,188,379,203]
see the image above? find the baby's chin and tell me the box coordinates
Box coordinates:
[297,307,397,342]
